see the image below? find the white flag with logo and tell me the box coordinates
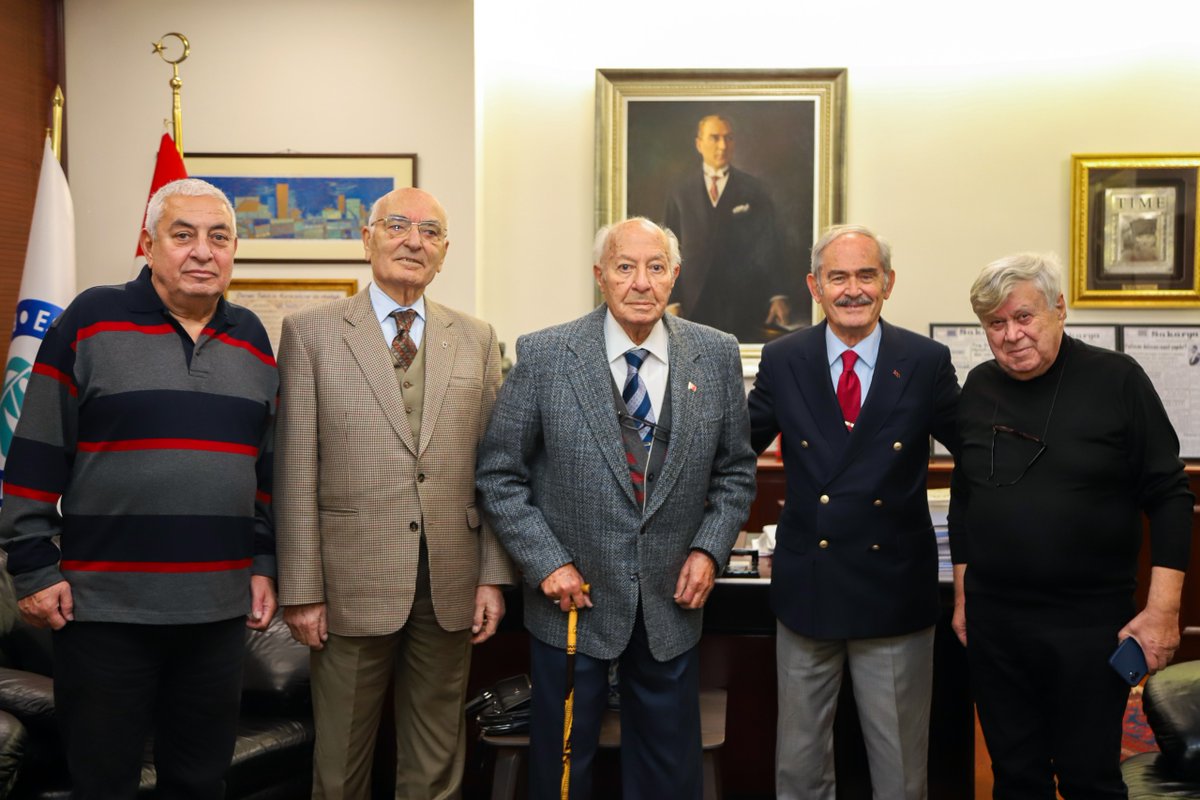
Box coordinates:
[1,136,77,495]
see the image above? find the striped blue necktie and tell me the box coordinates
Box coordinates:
[622,348,656,449]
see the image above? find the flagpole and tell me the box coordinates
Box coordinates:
[151,32,190,158]
[50,86,64,163]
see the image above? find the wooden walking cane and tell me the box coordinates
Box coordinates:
[560,583,590,800]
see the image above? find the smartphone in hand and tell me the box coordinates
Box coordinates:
[1109,637,1148,686]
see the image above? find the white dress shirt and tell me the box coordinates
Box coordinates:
[604,310,669,416]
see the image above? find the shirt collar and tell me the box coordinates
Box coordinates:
[369,282,425,324]
[824,320,882,369]
[703,164,730,180]
[604,309,669,366]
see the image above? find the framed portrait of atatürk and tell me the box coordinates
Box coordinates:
[1070,154,1200,308]
[595,69,847,362]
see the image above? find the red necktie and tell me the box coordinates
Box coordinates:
[709,176,719,204]
[837,350,861,429]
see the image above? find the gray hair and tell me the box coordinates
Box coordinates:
[811,224,892,279]
[144,178,236,241]
[970,252,1062,317]
[592,217,681,268]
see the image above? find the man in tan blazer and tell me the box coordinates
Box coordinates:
[274,187,514,799]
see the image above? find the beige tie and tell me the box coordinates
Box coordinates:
[709,176,719,205]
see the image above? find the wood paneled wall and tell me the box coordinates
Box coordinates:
[0,0,64,368]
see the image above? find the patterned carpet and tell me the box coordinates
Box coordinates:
[1122,684,1159,760]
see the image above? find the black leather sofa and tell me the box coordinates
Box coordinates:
[1123,660,1200,798]
[0,608,314,799]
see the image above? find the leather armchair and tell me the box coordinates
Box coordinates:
[1123,661,1200,798]
[0,613,314,799]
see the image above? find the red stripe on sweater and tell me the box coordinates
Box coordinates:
[203,328,276,367]
[62,558,253,573]
[74,321,175,347]
[77,438,258,456]
[3,483,62,504]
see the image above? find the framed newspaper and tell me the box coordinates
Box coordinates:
[1070,155,1200,307]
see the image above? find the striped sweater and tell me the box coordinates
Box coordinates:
[0,267,278,625]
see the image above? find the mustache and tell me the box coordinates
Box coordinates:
[834,295,873,307]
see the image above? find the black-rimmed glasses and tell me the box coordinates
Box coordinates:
[988,424,1047,487]
[617,411,671,445]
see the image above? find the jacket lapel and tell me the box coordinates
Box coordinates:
[642,315,698,520]
[342,289,418,455]
[786,322,847,456]
[418,299,457,456]
[841,320,910,465]
[565,307,638,506]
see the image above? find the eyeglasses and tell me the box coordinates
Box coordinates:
[988,424,1047,487]
[617,411,671,445]
[369,215,446,241]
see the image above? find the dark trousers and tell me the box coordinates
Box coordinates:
[967,597,1130,800]
[527,607,701,800]
[53,618,247,800]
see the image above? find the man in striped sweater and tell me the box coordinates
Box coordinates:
[0,178,278,800]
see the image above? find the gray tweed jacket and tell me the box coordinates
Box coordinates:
[476,306,756,661]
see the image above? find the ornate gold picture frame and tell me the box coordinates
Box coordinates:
[595,69,847,361]
[1070,154,1200,308]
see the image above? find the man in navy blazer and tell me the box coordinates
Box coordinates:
[748,224,960,800]
[478,217,756,799]
[664,114,790,341]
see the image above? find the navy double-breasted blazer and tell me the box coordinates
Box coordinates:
[748,319,960,639]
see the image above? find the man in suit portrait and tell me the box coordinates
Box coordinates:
[747,224,960,799]
[477,217,756,799]
[664,114,790,342]
[274,187,514,799]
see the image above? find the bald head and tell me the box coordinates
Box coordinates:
[369,187,448,232]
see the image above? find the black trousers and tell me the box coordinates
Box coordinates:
[967,596,1131,800]
[527,607,701,800]
[53,617,246,800]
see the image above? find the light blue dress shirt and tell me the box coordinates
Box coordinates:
[824,322,882,403]
[369,283,426,349]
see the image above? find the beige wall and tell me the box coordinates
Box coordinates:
[64,0,476,311]
[60,0,1200,356]
[476,0,1200,354]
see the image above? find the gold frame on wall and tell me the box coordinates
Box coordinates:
[1070,154,1200,308]
[595,68,847,362]
[225,278,358,354]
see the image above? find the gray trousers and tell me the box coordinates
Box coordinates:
[775,622,935,800]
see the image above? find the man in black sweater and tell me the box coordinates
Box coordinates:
[949,252,1192,799]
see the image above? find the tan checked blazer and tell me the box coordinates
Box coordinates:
[274,289,514,636]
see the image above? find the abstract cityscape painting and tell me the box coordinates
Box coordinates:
[187,153,416,262]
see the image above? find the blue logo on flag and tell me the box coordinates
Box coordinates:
[2,357,32,457]
[11,298,62,340]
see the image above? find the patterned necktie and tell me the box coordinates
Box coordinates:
[622,348,656,449]
[389,309,418,370]
[837,350,861,430]
[709,175,720,205]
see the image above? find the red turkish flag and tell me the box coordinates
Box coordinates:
[134,133,188,260]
